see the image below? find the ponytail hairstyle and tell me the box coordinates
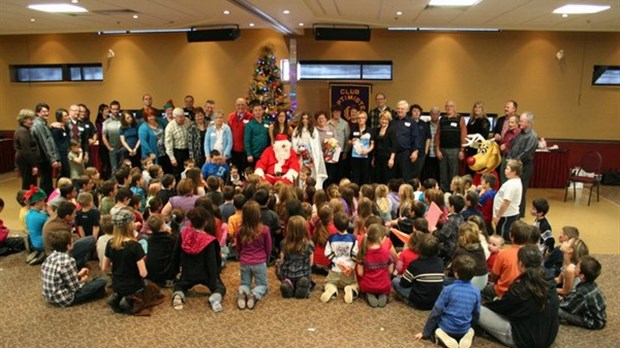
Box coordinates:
[285,216,309,255]
[313,205,333,247]
[511,245,549,310]
[569,238,590,265]
[359,223,385,262]
[239,200,263,244]
[170,208,185,236]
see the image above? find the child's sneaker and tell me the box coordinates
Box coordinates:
[172,294,184,310]
[435,328,459,348]
[25,250,38,263]
[246,293,256,310]
[294,277,311,299]
[377,294,388,308]
[320,284,338,303]
[209,293,223,313]
[367,293,379,307]
[237,292,247,310]
[344,285,356,304]
[28,250,46,265]
[280,279,294,298]
[459,328,475,348]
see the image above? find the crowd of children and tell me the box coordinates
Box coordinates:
[0,159,608,346]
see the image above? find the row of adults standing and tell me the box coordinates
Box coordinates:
[15,94,538,218]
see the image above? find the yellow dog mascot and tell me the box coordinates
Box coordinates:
[464,134,501,189]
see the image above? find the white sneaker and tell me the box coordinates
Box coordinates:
[435,328,459,348]
[459,328,475,348]
[172,294,184,310]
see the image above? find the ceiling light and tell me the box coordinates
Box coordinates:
[223,10,230,15]
[387,27,418,31]
[132,15,139,19]
[249,23,255,27]
[396,11,403,15]
[553,4,610,14]
[428,0,481,6]
[71,0,78,3]
[418,27,500,31]
[30,18,36,22]
[27,3,88,13]
[283,10,290,14]
[562,13,569,18]
[298,22,304,26]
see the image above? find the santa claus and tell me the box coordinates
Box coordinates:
[254,134,300,185]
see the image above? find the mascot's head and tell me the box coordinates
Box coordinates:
[464,134,501,174]
[274,134,292,163]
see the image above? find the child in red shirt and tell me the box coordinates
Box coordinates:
[358,224,394,308]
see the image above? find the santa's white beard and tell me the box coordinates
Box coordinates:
[273,141,291,174]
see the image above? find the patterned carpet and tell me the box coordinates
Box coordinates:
[0,252,617,348]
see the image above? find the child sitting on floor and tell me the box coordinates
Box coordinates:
[0,198,26,256]
[103,208,164,315]
[277,215,314,299]
[556,237,589,298]
[96,215,113,271]
[415,254,480,348]
[559,255,607,330]
[357,224,394,308]
[172,207,226,312]
[392,234,444,310]
[320,211,359,304]
[236,201,271,310]
[24,186,48,265]
[41,230,106,307]
[486,235,504,273]
[145,214,178,288]
[76,192,100,239]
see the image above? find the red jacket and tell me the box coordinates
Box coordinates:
[227,110,252,152]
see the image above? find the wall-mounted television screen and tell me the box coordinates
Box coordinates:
[593,65,620,86]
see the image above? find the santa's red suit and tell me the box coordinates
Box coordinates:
[255,135,300,185]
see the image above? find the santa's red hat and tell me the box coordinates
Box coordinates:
[275,134,288,142]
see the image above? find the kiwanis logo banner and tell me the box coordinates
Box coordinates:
[329,84,370,124]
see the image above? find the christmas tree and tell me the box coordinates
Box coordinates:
[248,44,288,121]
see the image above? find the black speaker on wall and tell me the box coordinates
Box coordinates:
[313,25,371,41]
[187,27,240,42]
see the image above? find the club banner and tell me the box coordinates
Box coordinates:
[330,84,371,124]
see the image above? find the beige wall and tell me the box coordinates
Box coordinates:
[1,29,618,140]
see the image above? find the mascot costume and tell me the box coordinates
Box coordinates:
[255,134,300,185]
[464,134,501,190]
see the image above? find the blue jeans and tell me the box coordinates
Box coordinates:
[71,236,96,269]
[391,277,411,300]
[239,263,268,300]
[73,277,107,305]
[109,147,123,174]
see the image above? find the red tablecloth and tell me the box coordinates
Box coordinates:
[530,150,569,188]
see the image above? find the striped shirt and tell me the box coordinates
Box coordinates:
[325,232,358,273]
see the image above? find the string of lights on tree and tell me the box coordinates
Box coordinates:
[247,44,290,123]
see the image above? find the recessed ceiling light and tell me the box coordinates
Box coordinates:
[30,18,36,22]
[249,23,255,27]
[298,22,304,26]
[553,4,610,14]
[396,11,403,16]
[562,13,569,18]
[71,0,78,3]
[132,15,139,19]
[28,3,88,13]
[223,10,230,15]
[428,0,481,6]
[283,10,290,14]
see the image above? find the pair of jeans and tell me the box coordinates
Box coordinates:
[239,263,268,300]
[71,236,96,270]
[109,147,123,174]
[391,277,412,300]
[72,277,107,305]
[478,306,515,347]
